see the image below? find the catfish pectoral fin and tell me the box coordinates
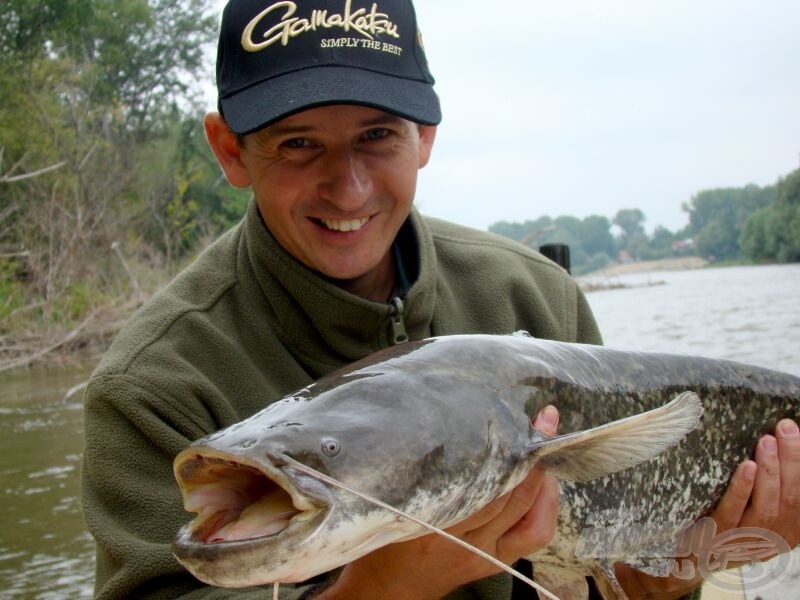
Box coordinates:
[592,560,631,600]
[530,391,703,482]
[533,565,590,599]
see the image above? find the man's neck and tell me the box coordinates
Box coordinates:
[334,251,397,303]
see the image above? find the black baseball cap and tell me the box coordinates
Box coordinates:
[216,0,442,134]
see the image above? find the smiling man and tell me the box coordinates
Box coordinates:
[81,1,799,599]
[204,105,436,301]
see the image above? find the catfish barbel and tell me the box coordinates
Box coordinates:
[172,333,799,597]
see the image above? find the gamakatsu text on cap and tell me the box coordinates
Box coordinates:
[243,0,401,52]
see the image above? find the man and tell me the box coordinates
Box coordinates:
[82,0,799,598]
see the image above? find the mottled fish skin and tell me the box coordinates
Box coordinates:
[173,334,799,591]
[513,336,799,588]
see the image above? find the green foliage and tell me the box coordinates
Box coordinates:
[682,184,773,261]
[584,252,613,273]
[741,170,800,263]
[490,214,620,274]
[613,208,646,238]
[1,0,231,337]
[580,215,615,257]
[490,217,554,245]
[637,226,678,261]
[489,170,799,276]
[2,0,216,129]
[0,260,25,321]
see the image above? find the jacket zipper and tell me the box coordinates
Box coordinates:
[388,297,409,345]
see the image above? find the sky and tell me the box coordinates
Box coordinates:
[207,0,800,233]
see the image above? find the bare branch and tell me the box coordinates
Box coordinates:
[0,149,31,178]
[0,202,20,226]
[0,309,98,374]
[1,161,67,183]
[111,241,142,299]
[78,140,99,172]
[0,300,45,324]
[63,380,89,403]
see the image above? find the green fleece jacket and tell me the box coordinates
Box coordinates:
[82,199,603,599]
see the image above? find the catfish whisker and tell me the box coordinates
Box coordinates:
[281,455,560,600]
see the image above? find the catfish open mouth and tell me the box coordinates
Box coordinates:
[174,451,326,545]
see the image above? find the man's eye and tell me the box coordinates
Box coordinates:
[282,137,312,149]
[364,128,390,141]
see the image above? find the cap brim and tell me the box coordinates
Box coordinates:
[220,66,441,134]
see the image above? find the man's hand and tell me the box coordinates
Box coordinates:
[318,406,561,600]
[616,418,800,600]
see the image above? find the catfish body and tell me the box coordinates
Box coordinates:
[172,334,799,595]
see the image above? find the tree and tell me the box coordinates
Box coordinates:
[0,0,220,334]
[489,213,618,274]
[612,209,648,260]
[681,184,773,261]
[613,208,645,237]
[580,215,615,258]
[741,170,800,263]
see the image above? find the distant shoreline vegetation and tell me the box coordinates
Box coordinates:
[489,168,800,276]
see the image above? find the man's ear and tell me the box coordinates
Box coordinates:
[204,113,252,188]
[417,125,437,169]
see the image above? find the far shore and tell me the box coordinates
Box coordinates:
[577,256,709,293]
[584,256,709,278]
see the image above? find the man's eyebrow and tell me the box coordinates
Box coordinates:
[359,114,406,127]
[361,113,405,127]
[265,113,405,137]
[266,123,315,137]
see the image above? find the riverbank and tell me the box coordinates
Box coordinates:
[577,256,708,293]
[587,256,709,278]
[0,298,141,374]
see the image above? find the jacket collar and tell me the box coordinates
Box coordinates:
[242,199,437,374]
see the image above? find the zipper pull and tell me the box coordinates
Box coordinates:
[388,297,409,345]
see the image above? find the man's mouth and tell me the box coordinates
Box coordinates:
[318,216,370,232]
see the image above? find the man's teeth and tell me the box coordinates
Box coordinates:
[320,217,370,232]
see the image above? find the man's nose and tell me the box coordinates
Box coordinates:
[317,149,373,210]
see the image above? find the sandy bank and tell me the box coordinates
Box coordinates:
[586,256,708,278]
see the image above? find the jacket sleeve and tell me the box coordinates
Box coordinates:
[574,285,603,345]
[81,374,317,600]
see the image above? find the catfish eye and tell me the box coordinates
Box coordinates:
[321,438,341,457]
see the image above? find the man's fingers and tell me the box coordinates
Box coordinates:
[474,406,558,540]
[457,406,558,538]
[745,435,781,527]
[449,406,560,561]
[447,493,512,535]
[711,459,756,532]
[532,405,559,437]
[496,474,560,562]
[474,465,548,543]
[776,420,800,518]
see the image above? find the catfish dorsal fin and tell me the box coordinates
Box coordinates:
[530,391,703,482]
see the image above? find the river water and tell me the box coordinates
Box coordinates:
[0,263,798,598]
[0,364,95,598]
[584,263,800,377]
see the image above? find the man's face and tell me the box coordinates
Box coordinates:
[234,105,436,290]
